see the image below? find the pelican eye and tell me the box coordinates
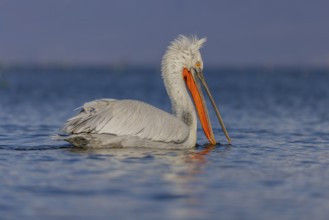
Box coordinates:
[195,61,201,68]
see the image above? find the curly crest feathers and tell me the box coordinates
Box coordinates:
[169,35,207,53]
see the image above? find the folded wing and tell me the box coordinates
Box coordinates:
[62,99,189,144]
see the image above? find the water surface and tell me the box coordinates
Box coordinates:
[0,67,329,220]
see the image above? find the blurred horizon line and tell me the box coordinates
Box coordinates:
[1,62,329,73]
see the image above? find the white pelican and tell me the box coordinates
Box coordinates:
[58,35,231,149]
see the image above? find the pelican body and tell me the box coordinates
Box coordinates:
[59,35,230,149]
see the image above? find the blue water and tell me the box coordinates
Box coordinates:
[0,67,329,220]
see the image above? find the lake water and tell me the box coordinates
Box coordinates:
[0,66,329,220]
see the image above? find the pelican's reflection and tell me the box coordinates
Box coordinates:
[67,144,231,219]
[68,144,230,171]
[68,143,231,183]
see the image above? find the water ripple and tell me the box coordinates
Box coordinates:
[1,68,329,220]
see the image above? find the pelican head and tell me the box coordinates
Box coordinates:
[161,35,231,145]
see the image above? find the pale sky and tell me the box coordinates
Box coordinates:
[0,0,329,67]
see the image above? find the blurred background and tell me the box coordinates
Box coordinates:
[0,0,329,68]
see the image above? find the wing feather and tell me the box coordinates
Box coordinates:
[62,99,189,143]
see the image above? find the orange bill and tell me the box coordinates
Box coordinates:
[182,68,216,145]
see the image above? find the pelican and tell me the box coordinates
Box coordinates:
[58,35,231,149]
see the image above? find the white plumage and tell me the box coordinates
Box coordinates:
[63,99,189,143]
[58,35,230,149]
